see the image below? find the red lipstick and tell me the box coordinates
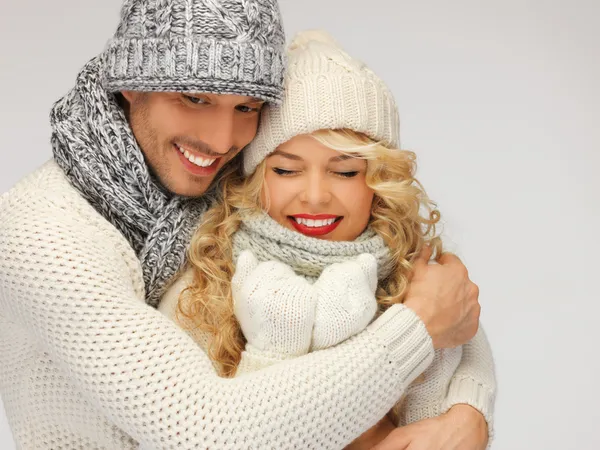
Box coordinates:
[288,214,343,237]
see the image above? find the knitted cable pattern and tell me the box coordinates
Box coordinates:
[51,57,210,307]
[103,0,286,102]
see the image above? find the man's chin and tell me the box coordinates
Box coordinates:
[170,182,213,198]
[157,174,213,198]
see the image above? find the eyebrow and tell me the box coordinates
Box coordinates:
[187,93,264,105]
[270,151,356,162]
[245,97,265,104]
[330,154,354,162]
[270,150,303,161]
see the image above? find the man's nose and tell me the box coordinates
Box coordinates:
[199,109,236,155]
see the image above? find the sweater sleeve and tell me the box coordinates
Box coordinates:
[235,344,293,375]
[441,325,497,442]
[0,192,435,450]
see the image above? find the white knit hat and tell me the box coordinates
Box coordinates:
[243,30,400,175]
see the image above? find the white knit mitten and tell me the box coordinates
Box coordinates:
[232,250,318,358]
[311,254,379,351]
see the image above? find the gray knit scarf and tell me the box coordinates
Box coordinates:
[232,213,393,282]
[51,57,212,307]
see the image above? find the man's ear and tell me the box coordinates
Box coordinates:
[120,90,135,103]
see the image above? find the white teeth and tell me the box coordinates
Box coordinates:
[200,157,215,167]
[294,217,337,227]
[177,144,216,168]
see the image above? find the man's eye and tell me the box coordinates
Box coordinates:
[236,105,261,113]
[184,95,207,105]
[335,171,359,178]
[273,168,296,176]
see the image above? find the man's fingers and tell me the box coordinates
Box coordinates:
[371,428,411,450]
[413,245,432,269]
[438,252,471,281]
[437,251,462,266]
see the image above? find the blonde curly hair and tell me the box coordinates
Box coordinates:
[177,129,442,377]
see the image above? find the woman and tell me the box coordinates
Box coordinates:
[160,30,496,449]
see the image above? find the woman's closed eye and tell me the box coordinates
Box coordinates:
[334,171,359,178]
[272,168,360,178]
[272,167,298,176]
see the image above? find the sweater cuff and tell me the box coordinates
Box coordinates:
[441,376,497,446]
[367,304,434,386]
[235,344,295,376]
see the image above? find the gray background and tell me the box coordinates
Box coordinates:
[1,0,599,449]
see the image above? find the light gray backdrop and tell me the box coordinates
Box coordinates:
[1,1,599,449]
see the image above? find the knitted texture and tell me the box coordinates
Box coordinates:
[441,326,498,443]
[225,213,496,440]
[232,212,394,281]
[232,250,379,360]
[159,212,496,442]
[51,58,210,307]
[0,161,436,449]
[244,29,400,174]
[396,327,497,444]
[232,251,319,357]
[160,260,497,444]
[103,0,286,103]
[311,254,379,350]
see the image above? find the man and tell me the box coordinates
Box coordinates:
[0,1,489,448]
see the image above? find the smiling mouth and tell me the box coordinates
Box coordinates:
[175,143,218,168]
[289,216,342,227]
[287,215,343,237]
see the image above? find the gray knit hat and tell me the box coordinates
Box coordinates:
[102,0,286,103]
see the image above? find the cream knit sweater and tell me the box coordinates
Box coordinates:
[160,258,497,439]
[0,160,490,449]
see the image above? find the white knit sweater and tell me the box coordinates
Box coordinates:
[160,265,497,438]
[0,160,495,449]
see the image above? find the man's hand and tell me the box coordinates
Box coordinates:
[372,405,489,450]
[344,415,396,450]
[404,246,480,349]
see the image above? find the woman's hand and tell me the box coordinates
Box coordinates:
[232,250,317,357]
[372,405,489,450]
[311,254,379,350]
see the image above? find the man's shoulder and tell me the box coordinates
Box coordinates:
[3,159,74,198]
[0,159,143,286]
[1,159,94,220]
[0,159,130,251]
